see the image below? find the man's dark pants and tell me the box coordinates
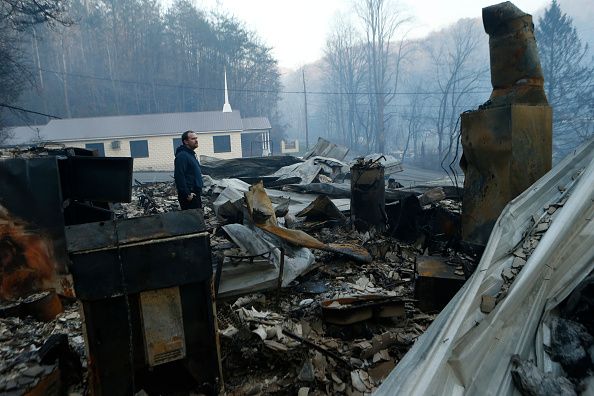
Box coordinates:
[179,195,202,210]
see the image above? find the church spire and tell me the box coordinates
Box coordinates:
[222,67,232,113]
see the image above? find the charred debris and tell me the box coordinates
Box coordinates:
[2,135,593,396]
[1,2,593,395]
[0,138,476,395]
[1,131,593,396]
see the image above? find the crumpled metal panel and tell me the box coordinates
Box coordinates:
[376,137,594,396]
[140,287,186,367]
[303,137,349,161]
[296,195,346,223]
[245,181,372,263]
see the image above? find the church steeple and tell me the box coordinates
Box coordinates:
[222,68,232,113]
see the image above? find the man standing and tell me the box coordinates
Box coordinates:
[174,130,204,210]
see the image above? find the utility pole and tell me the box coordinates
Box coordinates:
[302,67,309,150]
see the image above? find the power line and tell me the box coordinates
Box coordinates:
[38,67,494,96]
[0,103,62,119]
[302,95,485,109]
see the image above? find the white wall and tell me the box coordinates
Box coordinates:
[62,131,243,171]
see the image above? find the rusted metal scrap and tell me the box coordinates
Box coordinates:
[320,295,405,325]
[460,1,552,248]
[482,1,548,108]
[67,210,220,396]
[0,205,59,302]
[245,181,372,263]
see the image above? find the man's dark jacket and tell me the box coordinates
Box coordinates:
[174,145,203,200]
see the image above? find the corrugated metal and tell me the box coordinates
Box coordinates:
[376,136,594,396]
[38,110,245,142]
[242,117,271,131]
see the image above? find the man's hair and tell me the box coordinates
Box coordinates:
[181,130,195,143]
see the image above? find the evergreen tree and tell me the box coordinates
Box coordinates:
[2,0,282,146]
[536,0,594,157]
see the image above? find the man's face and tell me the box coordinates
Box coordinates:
[184,132,199,150]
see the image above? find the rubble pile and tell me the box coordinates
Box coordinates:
[0,301,84,395]
[115,180,180,217]
[115,174,473,394]
[511,273,594,396]
[1,140,477,394]
[374,137,594,396]
[216,276,431,394]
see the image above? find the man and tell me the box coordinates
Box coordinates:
[174,130,204,210]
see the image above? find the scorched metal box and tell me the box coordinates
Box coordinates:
[66,210,219,395]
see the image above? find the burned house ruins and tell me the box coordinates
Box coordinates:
[1,2,593,396]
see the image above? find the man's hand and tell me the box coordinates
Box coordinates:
[187,193,196,201]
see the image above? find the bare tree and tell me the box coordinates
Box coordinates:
[323,19,365,149]
[356,0,410,153]
[0,0,70,31]
[401,87,429,162]
[426,19,487,163]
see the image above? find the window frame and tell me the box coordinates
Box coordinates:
[129,139,149,158]
[172,138,182,154]
[212,135,231,153]
[85,142,105,157]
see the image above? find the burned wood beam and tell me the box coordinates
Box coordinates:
[245,181,372,263]
[282,329,353,369]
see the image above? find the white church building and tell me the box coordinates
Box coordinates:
[3,71,272,171]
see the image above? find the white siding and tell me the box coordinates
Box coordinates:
[61,131,243,171]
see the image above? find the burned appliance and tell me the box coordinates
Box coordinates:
[1,147,220,394]
[66,210,220,395]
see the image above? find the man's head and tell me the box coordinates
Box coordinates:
[181,130,198,150]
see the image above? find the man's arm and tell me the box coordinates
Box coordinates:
[195,159,204,189]
[174,154,191,198]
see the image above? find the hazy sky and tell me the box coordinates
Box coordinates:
[188,0,550,70]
